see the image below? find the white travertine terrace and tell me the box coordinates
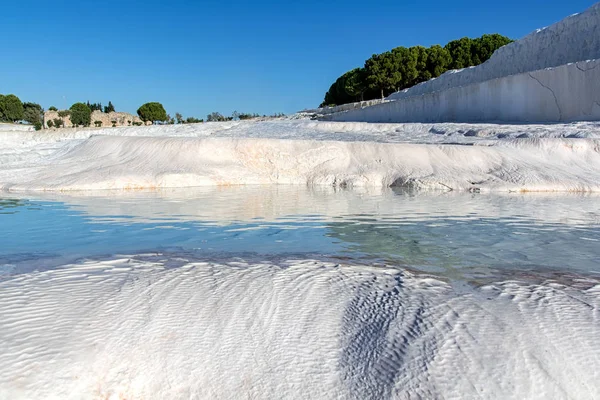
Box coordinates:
[325,3,600,123]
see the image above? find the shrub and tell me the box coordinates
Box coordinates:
[207,112,227,122]
[34,122,42,131]
[69,103,92,127]
[133,121,143,126]
[236,112,260,120]
[94,120,102,127]
[47,120,54,128]
[112,122,116,127]
[57,110,71,118]
[48,106,58,111]
[53,118,63,128]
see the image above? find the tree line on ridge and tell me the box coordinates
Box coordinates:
[1,93,285,130]
[321,34,512,107]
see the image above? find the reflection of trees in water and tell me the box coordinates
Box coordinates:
[326,220,462,270]
[0,198,27,213]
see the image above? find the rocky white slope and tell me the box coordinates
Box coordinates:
[325,3,600,123]
[0,123,33,132]
[327,59,600,123]
[0,255,598,399]
[387,2,600,101]
[1,120,600,192]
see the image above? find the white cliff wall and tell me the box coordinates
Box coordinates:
[324,2,600,124]
[388,2,600,101]
[325,59,600,123]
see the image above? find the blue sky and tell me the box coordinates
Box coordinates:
[0,0,595,118]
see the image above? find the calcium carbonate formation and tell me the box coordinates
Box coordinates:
[324,3,600,123]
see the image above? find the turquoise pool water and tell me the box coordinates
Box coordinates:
[2,187,599,279]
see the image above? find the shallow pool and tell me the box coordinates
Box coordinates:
[2,187,600,278]
[1,187,599,399]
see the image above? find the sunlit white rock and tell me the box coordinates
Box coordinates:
[0,256,597,399]
[1,134,600,192]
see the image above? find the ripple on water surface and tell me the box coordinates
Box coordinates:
[1,187,600,279]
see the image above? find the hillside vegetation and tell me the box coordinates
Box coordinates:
[321,34,512,106]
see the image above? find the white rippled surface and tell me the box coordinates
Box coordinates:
[1,134,600,192]
[1,120,600,192]
[0,255,598,399]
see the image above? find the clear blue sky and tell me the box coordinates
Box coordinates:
[0,0,595,118]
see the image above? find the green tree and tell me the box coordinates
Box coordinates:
[445,37,475,69]
[137,102,168,124]
[365,51,401,99]
[104,101,115,113]
[344,68,367,102]
[392,47,418,90]
[70,102,92,127]
[0,94,24,122]
[86,101,103,112]
[321,33,512,106]
[175,112,184,124]
[472,34,513,64]
[48,106,58,111]
[322,73,351,106]
[23,102,44,126]
[425,45,452,78]
[321,86,336,107]
[411,46,431,84]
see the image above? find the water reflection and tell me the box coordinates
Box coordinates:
[1,186,599,278]
[0,198,27,214]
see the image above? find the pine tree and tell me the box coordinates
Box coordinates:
[137,102,168,124]
[104,101,115,113]
[365,52,401,99]
[320,33,511,106]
